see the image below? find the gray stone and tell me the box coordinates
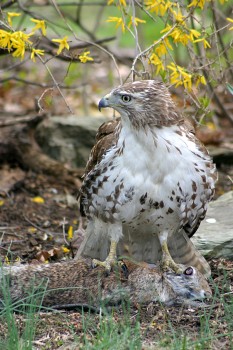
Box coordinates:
[35,115,109,168]
[192,191,233,259]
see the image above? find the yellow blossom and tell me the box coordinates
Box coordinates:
[195,75,206,88]
[79,51,94,63]
[194,38,211,48]
[4,256,10,265]
[30,18,46,36]
[28,227,37,233]
[169,27,190,46]
[149,53,164,75]
[62,246,70,253]
[128,16,146,27]
[0,200,4,206]
[145,0,173,16]
[167,62,192,90]
[108,0,127,6]
[0,30,12,51]
[155,38,173,57]
[226,18,233,30]
[171,9,185,24]
[107,16,125,32]
[7,12,21,27]
[188,0,206,10]
[11,40,25,59]
[160,24,172,34]
[189,29,201,41]
[31,196,45,204]
[52,36,69,54]
[67,226,73,240]
[11,31,33,44]
[31,48,44,62]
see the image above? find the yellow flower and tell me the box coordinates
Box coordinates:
[194,38,211,48]
[171,9,185,24]
[169,28,190,46]
[7,12,21,27]
[28,227,37,233]
[79,51,94,63]
[31,48,45,62]
[11,31,33,45]
[227,18,233,30]
[11,40,25,59]
[0,200,4,206]
[4,256,10,265]
[107,16,125,32]
[167,62,192,90]
[149,53,164,75]
[67,226,73,240]
[128,16,146,27]
[155,38,173,57]
[195,75,206,88]
[146,0,173,16]
[108,0,127,6]
[30,18,46,36]
[52,36,69,54]
[188,0,206,10]
[31,196,45,204]
[189,29,201,41]
[160,24,172,34]
[62,246,70,254]
[0,30,12,51]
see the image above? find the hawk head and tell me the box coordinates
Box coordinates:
[98,80,181,128]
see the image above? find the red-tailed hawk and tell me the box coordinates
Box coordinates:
[77,80,217,277]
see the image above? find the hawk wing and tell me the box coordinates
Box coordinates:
[79,118,120,217]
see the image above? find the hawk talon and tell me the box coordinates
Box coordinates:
[91,257,117,271]
[161,255,182,274]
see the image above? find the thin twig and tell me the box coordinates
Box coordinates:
[0,76,85,89]
[49,0,122,84]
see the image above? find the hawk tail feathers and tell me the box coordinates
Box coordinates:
[169,230,211,278]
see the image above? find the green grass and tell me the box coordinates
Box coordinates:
[0,269,232,350]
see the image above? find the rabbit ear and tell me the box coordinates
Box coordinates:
[183,266,194,275]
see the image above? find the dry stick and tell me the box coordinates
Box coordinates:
[131,24,177,78]
[76,0,96,42]
[0,76,85,89]
[37,87,54,114]
[23,215,61,236]
[22,2,108,7]
[50,0,122,85]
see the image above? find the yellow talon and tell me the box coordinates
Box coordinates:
[160,240,182,273]
[92,240,118,271]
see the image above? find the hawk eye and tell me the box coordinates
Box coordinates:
[183,267,194,276]
[121,95,131,103]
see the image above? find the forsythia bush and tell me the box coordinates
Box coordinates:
[0,1,232,113]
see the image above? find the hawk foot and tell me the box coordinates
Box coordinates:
[92,240,118,271]
[161,254,182,274]
[92,256,118,271]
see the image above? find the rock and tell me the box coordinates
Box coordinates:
[35,115,109,168]
[192,191,233,259]
[208,145,233,166]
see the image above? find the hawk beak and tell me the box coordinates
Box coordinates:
[98,96,110,112]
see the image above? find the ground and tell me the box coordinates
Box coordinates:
[0,169,232,350]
